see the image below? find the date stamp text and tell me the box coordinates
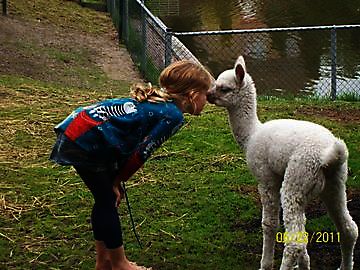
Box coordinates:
[276,231,340,244]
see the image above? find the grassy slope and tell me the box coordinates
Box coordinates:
[1,1,359,269]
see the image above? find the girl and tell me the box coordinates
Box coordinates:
[50,60,212,270]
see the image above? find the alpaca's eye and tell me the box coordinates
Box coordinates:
[220,87,232,93]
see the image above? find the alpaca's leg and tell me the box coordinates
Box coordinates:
[280,191,309,270]
[321,164,358,270]
[280,157,325,270]
[258,175,281,270]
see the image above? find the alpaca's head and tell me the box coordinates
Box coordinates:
[207,56,252,108]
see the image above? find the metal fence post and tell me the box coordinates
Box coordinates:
[330,26,337,100]
[122,0,129,44]
[3,0,7,16]
[118,0,123,41]
[141,0,147,75]
[165,28,172,67]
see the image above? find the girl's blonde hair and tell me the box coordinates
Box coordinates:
[130,82,170,103]
[130,60,212,106]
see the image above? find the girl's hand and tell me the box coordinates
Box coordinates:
[113,184,124,208]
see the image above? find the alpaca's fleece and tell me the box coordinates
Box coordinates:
[246,119,346,179]
[207,56,358,270]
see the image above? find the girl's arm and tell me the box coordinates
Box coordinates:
[114,113,184,185]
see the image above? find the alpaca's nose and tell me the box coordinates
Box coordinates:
[206,90,216,104]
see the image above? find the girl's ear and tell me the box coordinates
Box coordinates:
[180,100,193,114]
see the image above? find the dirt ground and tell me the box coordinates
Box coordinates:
[0,15,141,85]
[295,106,360,124]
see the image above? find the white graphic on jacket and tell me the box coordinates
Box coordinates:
[89,102,137,121]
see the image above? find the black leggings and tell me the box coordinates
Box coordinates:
[75,167,123,249]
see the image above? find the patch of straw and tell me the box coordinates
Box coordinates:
[0,194,30,221]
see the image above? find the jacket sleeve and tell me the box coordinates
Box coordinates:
[117,111,184,182]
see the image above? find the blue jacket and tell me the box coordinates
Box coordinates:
[50,98,184,180]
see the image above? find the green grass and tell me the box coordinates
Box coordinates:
[81,0,106,4]
[336,91,360,102]
[1,1,360,269]
[1,75,359,269]
[9,0,111,35]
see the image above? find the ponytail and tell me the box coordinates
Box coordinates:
[130,83,170,103]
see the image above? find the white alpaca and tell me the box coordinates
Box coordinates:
[207,56,358,270]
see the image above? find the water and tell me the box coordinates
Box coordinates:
[156,0,360,96]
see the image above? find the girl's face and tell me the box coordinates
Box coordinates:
[176,89,208,115]
[190,90,207,115]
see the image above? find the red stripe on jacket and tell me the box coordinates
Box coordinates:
[64,111,103,141]
[117,151,144,182]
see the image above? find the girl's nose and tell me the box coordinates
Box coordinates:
[207,83,216,95]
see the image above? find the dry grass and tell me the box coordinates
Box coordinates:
[1,1,359,269]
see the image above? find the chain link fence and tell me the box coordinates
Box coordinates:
[109,0,360,99]
[107,0,202,83]
[2,0,7,15]
[174,26,360,99]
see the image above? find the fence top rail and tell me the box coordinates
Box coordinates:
[173,24,360,36]
[136,0,168,32]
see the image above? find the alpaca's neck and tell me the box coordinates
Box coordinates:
[228,80,261,150]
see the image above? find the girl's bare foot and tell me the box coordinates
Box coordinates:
[129,261,152,270]
[95,242,152,270]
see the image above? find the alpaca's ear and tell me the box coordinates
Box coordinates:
[235,56,246,70]
[235,63,245,83]
[235,56,246,83]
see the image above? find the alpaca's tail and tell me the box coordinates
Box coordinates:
[320,139,348,169]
